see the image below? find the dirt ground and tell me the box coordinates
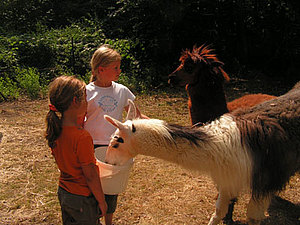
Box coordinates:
[0,75,299,225]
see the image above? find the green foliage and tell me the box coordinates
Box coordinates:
[0,0,53,33]
[13,39,56,70]
[0,76,19,101]
[0,18,153,100]
[15,67,42,99]
[0,36,19,69]
[0,0,117,33]
[0,19,106,82]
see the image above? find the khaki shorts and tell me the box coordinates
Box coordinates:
[58,187,101,225]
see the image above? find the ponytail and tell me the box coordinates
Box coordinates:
[45,110,62,148]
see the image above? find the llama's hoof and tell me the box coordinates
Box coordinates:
[222,212,234,224]
[222,198,236,224]
[222,217,234,225]
[247,218,261,225]
[208,213,221,225]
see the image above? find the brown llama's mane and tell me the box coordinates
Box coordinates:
[180,44,230,82]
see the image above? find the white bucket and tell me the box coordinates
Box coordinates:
[95,147,134,195]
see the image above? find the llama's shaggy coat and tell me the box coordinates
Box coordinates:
[232,82,300,198]
[104,82,300,225]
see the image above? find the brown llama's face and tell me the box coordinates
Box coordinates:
[168,58,202,87]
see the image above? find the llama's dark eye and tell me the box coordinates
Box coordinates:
[114,136,123,142]
[113,143,119,148]
[184,63,194,73]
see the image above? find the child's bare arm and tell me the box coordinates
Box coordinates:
[82,163,107,216]
[135,105,149,119]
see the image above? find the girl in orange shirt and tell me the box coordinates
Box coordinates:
[45,75,107,225]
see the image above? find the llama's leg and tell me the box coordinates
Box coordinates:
[208,191,231,225]
[246,195,271,225]
[214,186,237,224]
[222,197,237,224]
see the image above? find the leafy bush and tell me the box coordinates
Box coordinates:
[15,39,56,70]
[15,67,42,99]
[0,76,19,101]
[0,18,155,98]
[0,36,19,69]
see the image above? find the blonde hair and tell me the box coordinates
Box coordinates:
[90,44,121,82]
[45,75,86,148]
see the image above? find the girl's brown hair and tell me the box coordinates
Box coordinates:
[90,44,121,82]
[45,75,86,148]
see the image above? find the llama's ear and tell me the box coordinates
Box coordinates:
[125,99,138,121]
[104,115,126,130]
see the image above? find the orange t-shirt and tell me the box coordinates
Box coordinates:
[51,126,98,196]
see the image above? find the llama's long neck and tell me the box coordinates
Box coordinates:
[187,82,229,125]
[133,133,212,172]
[132,116,250,176]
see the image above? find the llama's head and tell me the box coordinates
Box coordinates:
[105,100,175,165]
[168,44,230,88]
[103,99,146,165]
[104,115,137,165]
[104,115,173,166]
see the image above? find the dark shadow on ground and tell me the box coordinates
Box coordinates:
[224,196,300,225]
[263,196,300,225]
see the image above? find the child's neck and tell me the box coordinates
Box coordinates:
[62,117,79,127]
[62,110,80,127]
[94,80,112,87]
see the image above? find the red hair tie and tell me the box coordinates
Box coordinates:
[49,104,58,112]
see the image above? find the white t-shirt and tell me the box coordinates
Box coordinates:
[84,81,135,145]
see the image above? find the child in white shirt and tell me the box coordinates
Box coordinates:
[84,44,147,225]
